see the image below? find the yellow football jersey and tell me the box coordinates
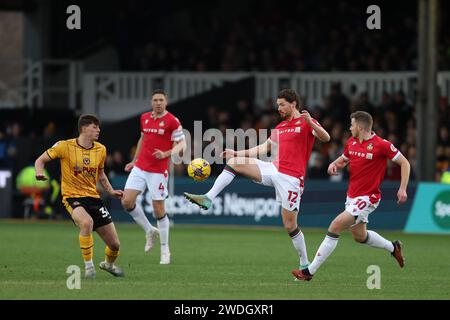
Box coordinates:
[46,138,106,199]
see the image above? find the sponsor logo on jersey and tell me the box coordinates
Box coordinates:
[74,166,82,176]
[74,165,96,177]
[349,150,374,160]
[158,129,165,135]
[143,128,159,133]
[295,127,301,133]
[279,128,299,134]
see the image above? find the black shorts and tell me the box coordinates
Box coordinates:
[63,197,113,230]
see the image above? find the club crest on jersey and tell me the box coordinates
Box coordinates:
[83,157,90,165]
[367,143,373,151]
[145,119,149,124]
[159,121,165,127]
[295,120,302,125]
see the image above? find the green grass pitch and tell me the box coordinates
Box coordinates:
[1,220,449,300]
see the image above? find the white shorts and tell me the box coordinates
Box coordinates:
[345,195,380,225]
[124,166,168,200]
[253,159,303,212]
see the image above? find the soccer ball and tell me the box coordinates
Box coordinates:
[187,158,211,182]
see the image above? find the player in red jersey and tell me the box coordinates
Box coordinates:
[184,89,330,270]
[121,89,186,264]
[292,111,410,281]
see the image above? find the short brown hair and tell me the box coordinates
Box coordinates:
[152,89,167,97]
[277,89,301,110]
[351,111,373,131]
[78,114,100,133]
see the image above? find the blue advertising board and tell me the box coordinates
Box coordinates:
[109,175,415,230]
[404,183,450,234]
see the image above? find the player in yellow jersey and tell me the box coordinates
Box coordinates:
[34,114,125,278]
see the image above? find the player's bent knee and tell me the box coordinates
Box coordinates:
[353,234,367,243]
[226,157,238,168]
[78,219,93,232]
[328,224,341,235]
[109,241,120,251]
[283,222,297,233]
[121,198,135,211]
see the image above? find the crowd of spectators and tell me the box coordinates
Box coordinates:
[110,1,450,72]
[169,85,450,183]
[2,87,449,184]
[0,123,20,169]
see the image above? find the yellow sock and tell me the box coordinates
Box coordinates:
[105,246,119,264]
[79,234,94,263]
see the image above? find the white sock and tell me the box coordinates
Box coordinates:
[290,229,309,266]
[308,233,339,275]
[364,230,394,252]
[84,260,94,269]
[128,204,153,234]
[157,215,170,252]
[206,166,236,200]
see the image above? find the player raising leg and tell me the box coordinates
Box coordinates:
[185,89,331,271]
[292,111,410,281]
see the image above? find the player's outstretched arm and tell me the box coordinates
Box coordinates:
[224,139,271,158]
[393,154,410,204]
[301,110,330,142]
[98,168,123,199]
[327,155,349,176]
[34,152,52,180]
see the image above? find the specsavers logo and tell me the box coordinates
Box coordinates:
[432,191,450,229]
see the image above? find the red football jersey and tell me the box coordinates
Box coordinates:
[135,111,184,173]
[269,116,319,180]
[343,133,401,202]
